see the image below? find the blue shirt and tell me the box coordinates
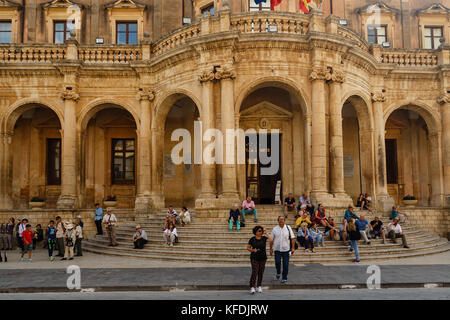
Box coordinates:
[344,210,358,221]
[95,208,103,221]
[299,196,311,205]
[47,226,56,240]
[355,219,369,231]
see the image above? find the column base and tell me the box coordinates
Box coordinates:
[310,192,334,207]
[217,192,241,208]
[150,193,165,209]
[445,195,450,208]
[0,195,13,210]
[134,194,154,214]
[195,193,218,209]
[376,194,395,213]
[56,195,77,209]
[331,192,354,207]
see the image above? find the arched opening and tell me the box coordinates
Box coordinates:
[82,105,138,208]
[238,83,306,204]
[341,95,375,204]
[385,108,436,206]
[9,105,62,208]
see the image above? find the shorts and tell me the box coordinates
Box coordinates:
[22,244,33,252]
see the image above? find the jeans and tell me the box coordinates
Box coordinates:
[387,230,408,246]
[274,251,290,280]
[350,240,359,261]
[134,238,147,249]
[242,209,257,222]
[47,239,56,257]
[229,218,240,231]
[250,259,266,288]
[95,220,103,235]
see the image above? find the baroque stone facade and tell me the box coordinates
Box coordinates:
[0,1,449,229]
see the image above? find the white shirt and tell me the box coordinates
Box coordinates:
[18,223,26,237]
[387,223,402,234]
[102,213,117,226]
[134,230,148,241]
[75,225,83,239]
[164,228,178,238]
[271,224,294,252]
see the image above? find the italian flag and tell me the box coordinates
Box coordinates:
[299,0,311,13]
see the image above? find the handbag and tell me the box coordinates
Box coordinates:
[287,225,299,251]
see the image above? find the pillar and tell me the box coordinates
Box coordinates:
[372,92,394,212]
[57,89,79,209]
[135,88,154,213]
[150,128,165,208]
[0,132,13,209]
[438,93,450,207]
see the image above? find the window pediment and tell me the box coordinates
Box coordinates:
[105,0,145,9]
[356,2,399,15]
[416,3,450,16]
[42,0,84,9]
[0,0,21,8]
[240,102,293,119]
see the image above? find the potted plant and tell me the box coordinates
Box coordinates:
[402,195,418,207]
[104,195,117,208]
[29,197,45,210]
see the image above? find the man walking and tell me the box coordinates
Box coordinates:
[103,208,118,246]
[94,203,103,235]
[55,216,65,257]
[270,216,295,283]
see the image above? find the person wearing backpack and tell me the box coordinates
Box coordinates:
[62,223,76,261]
[270,216,295,283]
[346,218,361,263]
[47,220,57,262]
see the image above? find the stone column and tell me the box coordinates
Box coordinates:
[57,88,79,209]
[309,66,332,204]
[218,67,240,204]
[150,128,165,208]
[135,88,155,213]
[438,92,450,207]
[0,132,13,209]
[372,91,394,212]
[195,71,217,208]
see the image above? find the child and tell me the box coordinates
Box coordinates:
[47,220,57,261]
[62,223,76,261]
[74,221,83,257]
[21,224,34,262]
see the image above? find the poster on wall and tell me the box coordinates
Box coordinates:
[344,155,354,178]
[274,180,281,205]
[164,153,176,178]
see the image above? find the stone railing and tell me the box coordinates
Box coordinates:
[152,23,201,56]
[337,26,369,51]
[375,49,439,67]
[78,46,142,63]
[0,45,66,62]
[230,12,309,34]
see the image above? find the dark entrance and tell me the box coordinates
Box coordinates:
[245,133,282,204]
[385,139,398,184]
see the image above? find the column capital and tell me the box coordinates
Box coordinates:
[214,66,236,81]
[61,88,80,102]
[330,70,345,83]
[371,92,386,103]
[199,70,215,83]
[137,88,156,101]
[309,66,332,82]
[437,91,450,104]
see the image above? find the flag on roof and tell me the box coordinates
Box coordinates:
[299,0,312,13]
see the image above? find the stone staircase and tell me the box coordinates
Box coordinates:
[84,206,450,264]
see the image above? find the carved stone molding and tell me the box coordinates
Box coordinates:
[214,67,236,80]
[199,70,215,83]
[331,70,345,83]
[437,91,450,104]
[309,66,332,82]
[137,88,156,101]
[371,92,386,103]
[61,88,80,101]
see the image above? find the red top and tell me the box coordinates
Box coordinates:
[22,230,34,244]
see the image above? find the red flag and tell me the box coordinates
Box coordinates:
[299,0,311,13]
[271,0,283,10]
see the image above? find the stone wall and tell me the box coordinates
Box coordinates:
[400,207,450,239]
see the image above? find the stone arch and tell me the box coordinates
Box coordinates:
[234,76,311,116]
[78,98,140,131]
[153,89,202,130]
[341,90,374,131]
[2,98,64,132]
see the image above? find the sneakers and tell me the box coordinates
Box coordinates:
[353,259,360,263]
[367,242,371,245]
[170,243,174,247]
[305,249,309,253]
[61,257,67,261]
[50,256,54,262]
[403,245,410,249]
[20,257,24,262]
[311,249,315,253]
[275,274,281,280]
[28,259,32,263]
[69,257,74,260]
[281,279,287,284]
[250,287,256,295]
[256,286,262,293]
[349,247,353,252]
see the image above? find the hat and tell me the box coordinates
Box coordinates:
[136,225,141,229]
[66,223,74,230]
[107,207,112,212]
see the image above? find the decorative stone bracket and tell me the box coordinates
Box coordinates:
[372,92,386,103]
[437,91,450,104]
[137,88,156,101]
[60,88,80,101]
[199,66,236,82]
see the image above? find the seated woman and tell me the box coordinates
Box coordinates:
[297,222,315,253]
[133,225,148,249]
[294,208,311,230]
[163,221,178,247]
[179,207,191,227]
[312,204,333,229]
[310,222,324,247]
[356,194,364,209]
[324,217,337,241]
[228,204,241,232]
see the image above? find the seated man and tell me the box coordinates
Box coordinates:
[164,205,178,229]
[391,206,408,223]
[298,193,314,216]
[370,216,386,244]
[344,206,359,227]
[179,207,191,227]
[386,218,409,249]
[283,193,296,217]
[355,215,371,245]
[242,197,258,223]
[324,217,338,241]
[132,225,148,249]
[228,204,241,232]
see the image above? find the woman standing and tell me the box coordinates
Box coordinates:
[247,226,273,294]
[346,218,361,263]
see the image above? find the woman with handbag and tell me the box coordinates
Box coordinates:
[247,226,273,294]
[346,218,361,263]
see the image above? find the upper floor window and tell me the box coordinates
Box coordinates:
[249,0,271,11]
[367,25,387,45]
[424,26,443,49]
[0,21,11,43]
[201,3,214,17]
[116,22,138,45]
[112,139,135,185]
[54,20,75,44]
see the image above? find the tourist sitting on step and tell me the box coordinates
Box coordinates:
[229,204,241,232]
[297,193,315,216]
[386,218,409,249]
[164,205,178,229]
[294,208,311,231]
[242,197,258,223]
[133,225,148,249]
[283,193,296,216]
[355,215,371,245]
[312,204,334,229]
[324,217,338,241]
[310,222,325,247]
[391,206,408,223]
[163,221,178,247]
[297,222,315,253]
[369,216,386,244]
[179,207,191,227]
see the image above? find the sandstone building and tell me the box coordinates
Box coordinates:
[0,0,449,235]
